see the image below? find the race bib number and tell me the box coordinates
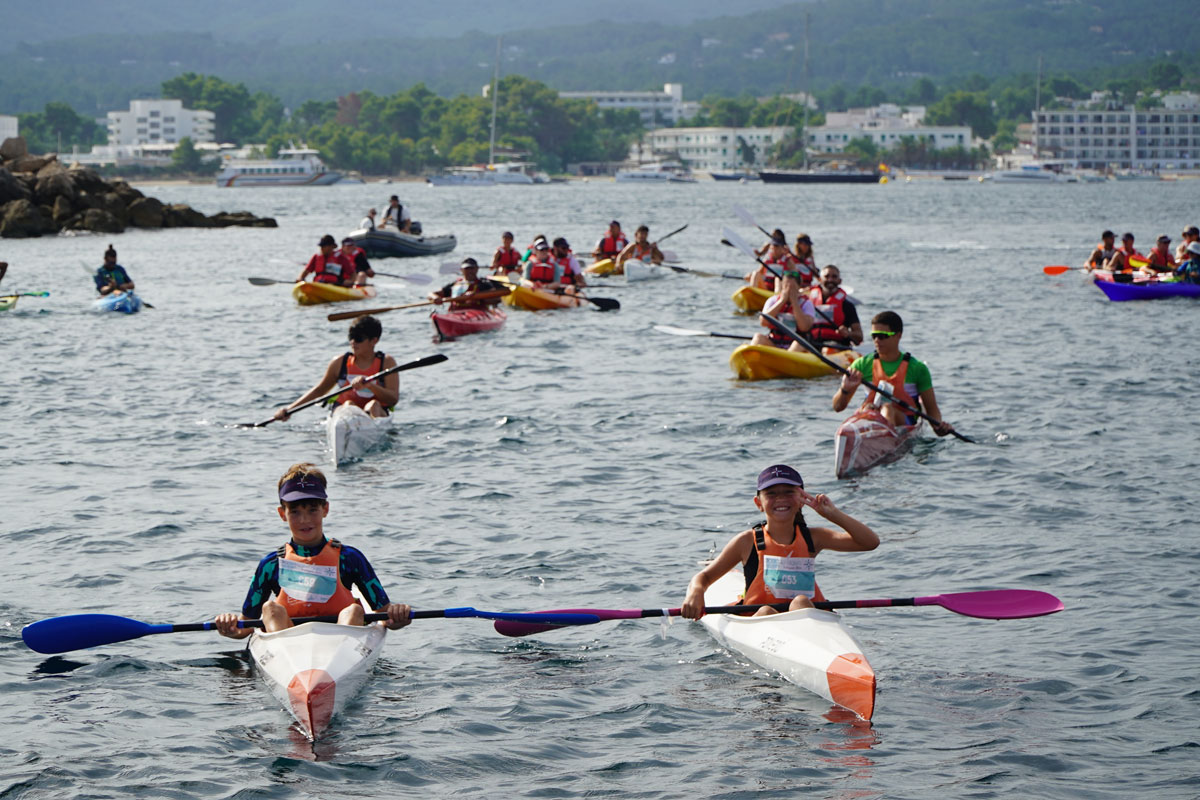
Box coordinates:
[279,559,338,604]
[762,555,815,599]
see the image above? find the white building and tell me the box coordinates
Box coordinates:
[68,141,228,168]
[106,99,215,146]
[641,126,791,172]
[810,124,971,154]
[559,83,697,127]
[0,114,17,143]
[824,104,927,129]
[1032,95,1200,170]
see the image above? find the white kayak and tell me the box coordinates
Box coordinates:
[248,620,387,740]
[327,403,392,466]
[699,569,876,720]
[833,407,924,479]
[623,260,669,282]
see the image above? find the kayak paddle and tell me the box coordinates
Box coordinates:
[326,288,512,321]
[761,311,976,444]
[248,276,299,286]
[1043,265,1090,275]
[732,203,773,238]
[653,324,751,341]
[371,270,431,285]
[656,223,688,244]
[21,608,603,654]
[236,353,448,427]
[0,290,50,298]
[491,589,1066,637]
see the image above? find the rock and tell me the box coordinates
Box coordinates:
[207,210,279,228]
[33,155,59,174]
[7,154,49,174]
[162,203,209,228]
[0,167,31,204]
[51,195,75,225]
[68,167,110,194]
[109,179,144,205]
[67,208,124,234]
[0,136,27,161]
[127,196,165,228]
[35,167,77,206]
[0,198,57,237]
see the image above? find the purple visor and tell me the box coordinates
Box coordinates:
[279,476,328,503]
[757,464,804,491]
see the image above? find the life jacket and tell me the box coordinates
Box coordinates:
[793,255,816,286]
[383,203,404,227]
[555,254,577,285]
[275,538,359,619]
[762,293,803,346]
[494,246,521,269]
[862,353,919,419]
[598,233,628,258]
[751,266,776,291]
[763,253,797,284]
[808,287,849,342]
[332,351,386,409]
[630,241,654,261]
[1145,249,1176,270]
[1089,243,1116,267]
[527,258,558,284]
[742,518,825,605]
[310,253,347,284]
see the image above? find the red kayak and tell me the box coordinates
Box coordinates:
[430,307,507,341]
[834,408,924,478]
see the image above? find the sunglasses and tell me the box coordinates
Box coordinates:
[870,330,897,339]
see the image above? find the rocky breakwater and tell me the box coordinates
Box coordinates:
[0,136,277,238]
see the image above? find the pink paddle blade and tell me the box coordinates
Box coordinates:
[916,589,1064,619]
[494,608,644,637]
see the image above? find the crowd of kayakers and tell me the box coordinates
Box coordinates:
[1084,226,1200,282]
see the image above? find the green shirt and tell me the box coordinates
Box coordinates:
[849,352,932,400]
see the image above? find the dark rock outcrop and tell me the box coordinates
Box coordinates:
[0,137,277,237]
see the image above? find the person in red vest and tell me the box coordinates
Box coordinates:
[1139,234,1177,274]
[214,462,411,637]
[807,265,862,348]
[1104,232,1144,273]
[680,464,879,619]
[591,220,629,261]
[338,236,375,286]
[491,231,522,276]
[298,234,353,286]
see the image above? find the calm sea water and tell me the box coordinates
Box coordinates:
[1,178,1197,799]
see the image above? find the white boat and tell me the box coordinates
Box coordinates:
[426,162,541,186]
[248,620,387,739]
[614,161,697,183]
[215,147,342,187]
[985,162,1078,184]
[700,569,876,720]
[327,404,392,466]
[834,407,924,478]
[623,260,668,282]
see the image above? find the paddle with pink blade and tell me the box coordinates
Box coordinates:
[492,589,1065,637]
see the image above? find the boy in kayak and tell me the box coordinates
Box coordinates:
[492,231,522,276]
[1085,230,1117,270]
[214,462,411,638]
[338,237,375,286]
[298,234,354,286]
[680,464,879,618]
[273,315,399,421]
[831,310,954,436]
[94,244,135,296]
[615,224,665,270]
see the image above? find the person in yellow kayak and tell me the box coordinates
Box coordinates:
[591,220,628,262]
[1085,230,1117,270]
[428,258,506,308]
[552,237,588,289]
[831,310,955,436]
[1139,235,1177,275]
[680,464,879,618]
[298,234,354,286]
[751,284,815,350]
[338,236,375,286]
[273,315,399,421]
[791,233,817,287]
[615,225,665,271]
[491,231,522,276]
[747,234,796,291]
[807,265,863,348]
[94,244,135,296]
[214,462,412,639]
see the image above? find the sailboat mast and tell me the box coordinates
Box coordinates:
[802,13,810,171]
[489,36,502,166]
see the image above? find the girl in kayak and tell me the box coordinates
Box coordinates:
[214,463,411,638]
[273,315,399,421]
[680,464,879,618]
[492,231,522,276]
[831,310,955,437]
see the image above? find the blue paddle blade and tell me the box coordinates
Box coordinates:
[21,614,156,654]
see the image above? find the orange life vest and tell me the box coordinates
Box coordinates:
[334,351,385,409]
[862,353,919,417]
[276,539,359,618]
[742,519,825,605]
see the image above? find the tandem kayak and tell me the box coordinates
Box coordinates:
[248,621,387,740]
[700,569,876,720]
[345,226,457,259]
[731,286,773,313]
[327,403,392,466]
[292,282,378,306]
[729,344,857,381]
[834,407,924,479]
[502,281,584,311]
[431,306,507,341]
[1095,279,1200,301]
[92,291,142,313]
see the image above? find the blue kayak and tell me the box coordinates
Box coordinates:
[93,291,143,313]
[1096,280,1200,302]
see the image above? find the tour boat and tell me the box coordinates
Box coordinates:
[614,161,697,183]
[215,147,342,187]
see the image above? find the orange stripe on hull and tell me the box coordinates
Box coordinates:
[288,668,336,738]
[827,653,876,720]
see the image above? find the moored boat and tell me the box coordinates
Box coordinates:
[346,227,457,259]
[834,407,924,479]
[1095,279,1200,301]
[699,569,876,720]
[430,306,507,341]
[292,282,378,306]
[731,285,773,313]
[92,291,142,314]
[729,344,856,381]
[248,620,387,739]
[216,147,342,187]
[327,403,392,466]
[502,281,584,311]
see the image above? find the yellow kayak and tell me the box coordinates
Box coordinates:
[502,281,584,311]
[730,344,857,381]
[292,282,379,306]
[584,258,618,276]
[732,285,773,312]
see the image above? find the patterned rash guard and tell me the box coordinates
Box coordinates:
[240,538,391,618]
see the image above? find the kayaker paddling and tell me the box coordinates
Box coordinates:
[491,231,522,276]
[94,245,135,296]
[298,234,354,287]
[1085,230,1117,270]
[681,464,880,618]
[428,258,506,309]
[338,237,375,287]
[750,281,815,350]
[832,310,955,437]
[214,463,411,638]
[274,315,399,421]
[615,224,665,271]
[807,265,863,348]
[552,237,587,289]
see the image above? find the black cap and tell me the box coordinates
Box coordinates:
[502,231,513,238]
[319,234,337,247]
[553,237,569,249]
[796,234,812,245]
[1121,232,1134,241]
[1101,230,1114,239]
[1184,225,1199,237]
